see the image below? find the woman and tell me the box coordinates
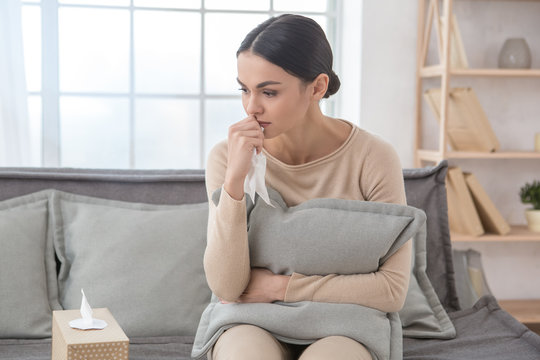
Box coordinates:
[203,14,412,360]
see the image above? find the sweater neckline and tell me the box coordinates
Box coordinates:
[262,119,358,170]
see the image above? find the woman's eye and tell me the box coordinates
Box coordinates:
[238,88,248,93]
[263,91,277,97]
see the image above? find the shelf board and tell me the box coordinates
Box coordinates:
[420,66,540,78]
[451,225,540,242]
[499,299,540,325]
[453,68,540,77]
[447,151,540,159]
[417,150,540,161]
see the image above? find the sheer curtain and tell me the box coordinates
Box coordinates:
[0,0,31,166]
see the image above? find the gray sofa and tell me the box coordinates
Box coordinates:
[1,161,539,360]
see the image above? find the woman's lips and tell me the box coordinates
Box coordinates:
[257,121,271,128]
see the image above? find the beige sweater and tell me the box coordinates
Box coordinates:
[204,121,412,313]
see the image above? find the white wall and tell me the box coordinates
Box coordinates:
[334,0,362,126]
[360,0,418,168]
[359,0,540,300]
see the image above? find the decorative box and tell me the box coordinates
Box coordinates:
[51,308,129,360]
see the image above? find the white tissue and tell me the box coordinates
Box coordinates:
[243,148,274,207]
[69,289,108,330]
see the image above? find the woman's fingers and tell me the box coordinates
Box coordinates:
[229,116,263,136]
[223,115,265,200]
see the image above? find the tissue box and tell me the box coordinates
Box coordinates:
[51,308,129,360]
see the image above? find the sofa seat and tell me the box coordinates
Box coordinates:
[2,297,540,360]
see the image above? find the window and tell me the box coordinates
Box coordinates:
[20,0,340,169]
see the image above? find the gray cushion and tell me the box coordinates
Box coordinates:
[399,226,455,339]
[250,181,455,338]
[399,162,456,337]
[250,186,457,339]
[0,190,62,338]
[403,161,460,312]
[51,190,211,337]
[245,188,423,275]
[192,187,430,360]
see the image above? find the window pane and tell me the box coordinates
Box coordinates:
[135,11,200,94]
[135,98,200,169]
[205,0,269,11]
[59,0,130,6]
[28,96,42,166]
[134,0,200,9]
[60,97,130,168]
[273,0,328,12]
[59,7,129,92]
[204,98,245,162]
[21,5,41,92]
[205,13,268,94]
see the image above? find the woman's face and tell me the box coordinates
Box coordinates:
[236,51,313,139]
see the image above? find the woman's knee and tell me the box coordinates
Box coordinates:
[210,325,289,360]
[298,336,372,360]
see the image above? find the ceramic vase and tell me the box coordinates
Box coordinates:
[498,38,532,69]
[525,209,540,232]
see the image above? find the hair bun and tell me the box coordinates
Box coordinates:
[324,70,341,99]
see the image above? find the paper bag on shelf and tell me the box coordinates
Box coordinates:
[437,13,469,69]
[464,172,511,235]
[446,167,485,236]
[424,87,500,152]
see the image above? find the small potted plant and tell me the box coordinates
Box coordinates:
[520,180,540,232]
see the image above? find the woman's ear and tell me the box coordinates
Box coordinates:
[310,73,329,101]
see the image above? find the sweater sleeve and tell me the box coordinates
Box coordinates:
[283,137,412,313]
[203,141,251,302]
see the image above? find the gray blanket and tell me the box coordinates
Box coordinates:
[192,188,427,359]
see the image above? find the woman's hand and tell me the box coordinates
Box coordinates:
[223,115,264,200]
[220,268,289,304]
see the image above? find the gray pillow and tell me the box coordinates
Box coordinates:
[51,190,210,337]
[0,189,62,338]
[192,187,432,360]
[246,187,456,339]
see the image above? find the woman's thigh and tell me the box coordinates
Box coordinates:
[209,324,292,360]
[298,336,372,360]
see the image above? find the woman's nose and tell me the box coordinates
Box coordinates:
[246,95,262,115]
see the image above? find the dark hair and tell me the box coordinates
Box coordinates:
[237,14,340,99]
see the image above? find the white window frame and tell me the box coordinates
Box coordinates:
[22,0,342,168]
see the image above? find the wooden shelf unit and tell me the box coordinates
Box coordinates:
[415,0,540,320]
[414,0,540,166]
[414,0,540,238]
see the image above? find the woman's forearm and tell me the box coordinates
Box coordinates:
[203,188,251,302]
[283,240,413,312]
